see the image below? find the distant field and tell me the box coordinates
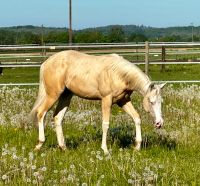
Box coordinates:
[0,67,39,84]
[0,63,200,84]
[0,85,200,185]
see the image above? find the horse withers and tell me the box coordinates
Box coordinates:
[31,50,166,154]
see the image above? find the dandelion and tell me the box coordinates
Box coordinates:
[32,180,37,185]
[100,175,105,179]
[41,153,46,157]
[54,170,58,174]
[20,162,25,167]
[128,179,133,184]
[90,158,94,163]
[29,152,34,160]
[96,154,103,160]
[33,172,39,177]
[41,166,47,172]
[26,178,31,183]
[67,174,73,181]
[91,151,95,155]
[31,165,36,170]
[96,151,101,155]
[2,151,7,156]
[12,153,18,160]
[2,175,8,180]
[119,148,123,152]
[21,169,25,173]
[70,164,75,169]
[61,169,67,174]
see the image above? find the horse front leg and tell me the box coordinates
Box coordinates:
[118,100,142,150]
[101,95,112,154]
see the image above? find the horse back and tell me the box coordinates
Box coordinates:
[42,50,127,99]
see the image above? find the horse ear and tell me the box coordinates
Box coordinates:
[159,83,167,89]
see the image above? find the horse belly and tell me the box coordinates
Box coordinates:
[66,77,101,100]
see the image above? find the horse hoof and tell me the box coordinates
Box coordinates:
[34,146,41,151]
[134,146,141,151]
[58,145,67,151]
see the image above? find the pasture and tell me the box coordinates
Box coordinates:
[0,83,200,185]
[1,64,200,84]
[1,47,200,185]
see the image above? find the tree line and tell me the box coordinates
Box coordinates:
[0,25,199,45]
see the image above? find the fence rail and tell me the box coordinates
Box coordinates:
[1,42,200,86]
[1,42,200,50]
[1,80,200,87]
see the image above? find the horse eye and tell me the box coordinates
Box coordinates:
[149,100,155,105]
[151,101,155,105]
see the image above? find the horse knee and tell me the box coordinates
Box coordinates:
[36,110,46,122]
[134,117,141,125]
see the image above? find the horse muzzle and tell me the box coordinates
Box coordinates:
[154,118,163,129]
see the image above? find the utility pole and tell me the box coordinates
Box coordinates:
[41,24,44,45]
[145,41,149,75]
[191,23,194,42]
[69,0,72,45]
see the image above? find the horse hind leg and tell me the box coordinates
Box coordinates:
[101,95,112,154]
[35,95,59,151]
[53,89,73,150]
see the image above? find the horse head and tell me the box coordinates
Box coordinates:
[143,83,166,128]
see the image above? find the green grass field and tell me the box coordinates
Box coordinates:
[1,82,200,185]
[1,63,200,84]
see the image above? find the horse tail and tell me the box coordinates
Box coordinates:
[30,63,46,121]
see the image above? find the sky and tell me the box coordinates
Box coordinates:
[1,0,200,29]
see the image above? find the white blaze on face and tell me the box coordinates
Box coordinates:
[149,93,163,128]
[143,83,166,128]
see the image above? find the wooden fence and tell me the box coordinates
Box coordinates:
[1,42,200,86]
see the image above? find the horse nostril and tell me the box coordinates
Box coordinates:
[155,122,162,129]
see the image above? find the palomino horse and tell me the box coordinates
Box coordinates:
[31,50,166,154]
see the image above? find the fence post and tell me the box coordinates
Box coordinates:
[0,62,3,75]
[145,41,149,75]
[161,46,166,72]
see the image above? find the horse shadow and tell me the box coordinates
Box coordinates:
[109,125,177,150]
[45,125,176,150]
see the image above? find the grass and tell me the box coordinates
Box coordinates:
[1,63,200,84]
[0,55,200,185]
[0,67,39,83]
[1,85,200,185]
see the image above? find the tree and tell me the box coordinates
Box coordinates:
[0,30,15,44]
[74,31,103,43]
[107,26,125,42]
[17,32,40,44]
[128,33,147,42]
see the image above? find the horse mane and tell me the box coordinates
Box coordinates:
[107,55,151,94]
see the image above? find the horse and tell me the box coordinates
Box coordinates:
[31,50,166,154]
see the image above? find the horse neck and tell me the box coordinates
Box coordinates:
[127,70,151,96]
